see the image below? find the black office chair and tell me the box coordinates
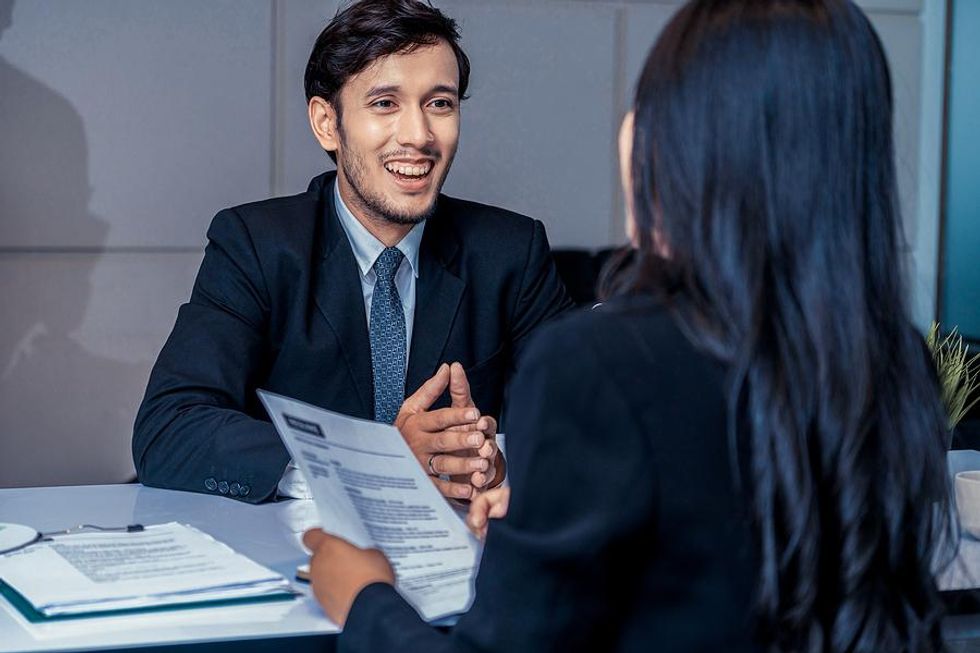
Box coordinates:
[551,247,628,307]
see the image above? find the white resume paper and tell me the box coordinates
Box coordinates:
[258,390,479,621]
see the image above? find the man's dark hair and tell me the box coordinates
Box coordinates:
[304,0,470,111]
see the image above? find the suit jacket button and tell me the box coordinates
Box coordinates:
[240,484,251,497]
[217,480,229,494]
[204,478,217,491]
[229,482,241,496]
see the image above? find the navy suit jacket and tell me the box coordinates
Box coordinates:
[133,172,572,503]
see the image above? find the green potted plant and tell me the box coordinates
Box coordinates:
[926,323,980,436]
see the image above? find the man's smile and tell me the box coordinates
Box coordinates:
[383,158,436,191]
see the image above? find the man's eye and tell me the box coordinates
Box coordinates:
[373,100,395,109]
[430,99,455,110]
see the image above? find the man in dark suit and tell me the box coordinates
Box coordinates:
[132,0,572,504]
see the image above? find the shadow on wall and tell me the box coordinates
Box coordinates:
[0,0,141,487]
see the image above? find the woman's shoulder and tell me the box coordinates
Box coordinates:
[517,295,727,429]
[525,295,700,370]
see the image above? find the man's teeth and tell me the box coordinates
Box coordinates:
[384,162,431,177]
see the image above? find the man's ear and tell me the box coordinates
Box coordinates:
[309,96,339,154]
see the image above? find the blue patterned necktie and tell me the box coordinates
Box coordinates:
[369,247,407,423]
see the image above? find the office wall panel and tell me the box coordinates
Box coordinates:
[279,1,622,249]
[448,0,920,10]
[0,0,273,249]
[869,14,923,247]
[623,4,679,101]
[281,0,618,248]
[278,0,340,196]
[0,0,947,486]
[868,11,944,330]
[857,0,923,12]
[436,1,620,248]
[620,4,683,239]
[0,252,202,487]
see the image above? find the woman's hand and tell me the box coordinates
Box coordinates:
[302,528,395,627]
[466,486,511,540]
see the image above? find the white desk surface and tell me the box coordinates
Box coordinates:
[0,484,335,653]
[7,454,980,651]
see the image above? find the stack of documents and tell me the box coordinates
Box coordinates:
[0,522,294,618]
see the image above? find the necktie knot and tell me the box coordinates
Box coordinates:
[374,247,404,283]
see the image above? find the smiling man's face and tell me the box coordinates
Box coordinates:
[328,40,460,228]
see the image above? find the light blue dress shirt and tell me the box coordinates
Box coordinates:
[332,180,425,353]
[277,181,427,499]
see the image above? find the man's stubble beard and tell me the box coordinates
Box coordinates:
[338,124,456,226]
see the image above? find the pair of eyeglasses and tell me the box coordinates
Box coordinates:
[0,522,144,556]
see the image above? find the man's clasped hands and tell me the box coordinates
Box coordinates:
[394,361,502,500]
[302,361,511,625]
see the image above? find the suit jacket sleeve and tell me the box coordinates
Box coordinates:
[132,208,289,503]
[508,219,575,367]
[339,316,658,653]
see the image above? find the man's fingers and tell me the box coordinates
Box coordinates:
[467,492,492,529]
[432,476,474,500]
[415,406,481,434]
[400,364,450,415]
[478,416,497,436]
[446,415,498,435]
[428,453,489,476]
[449,437,497,460]
[466,488,510,539]
[488,492,510,519]
[446,417,488,433]
[449,362,474,408]
[477,437,498,460]
[430,429,485,453]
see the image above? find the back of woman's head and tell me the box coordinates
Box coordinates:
[628,1,953,650]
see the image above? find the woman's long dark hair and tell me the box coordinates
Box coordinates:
[625,1,954,651]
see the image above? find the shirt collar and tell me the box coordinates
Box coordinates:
[333,180,424,279]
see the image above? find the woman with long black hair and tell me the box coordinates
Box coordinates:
[303,1,955,650]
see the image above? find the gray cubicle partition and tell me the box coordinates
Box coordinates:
[0,0,949,487]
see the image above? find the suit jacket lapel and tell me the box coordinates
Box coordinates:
[405,205,465,397]
[313,177,374,416]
